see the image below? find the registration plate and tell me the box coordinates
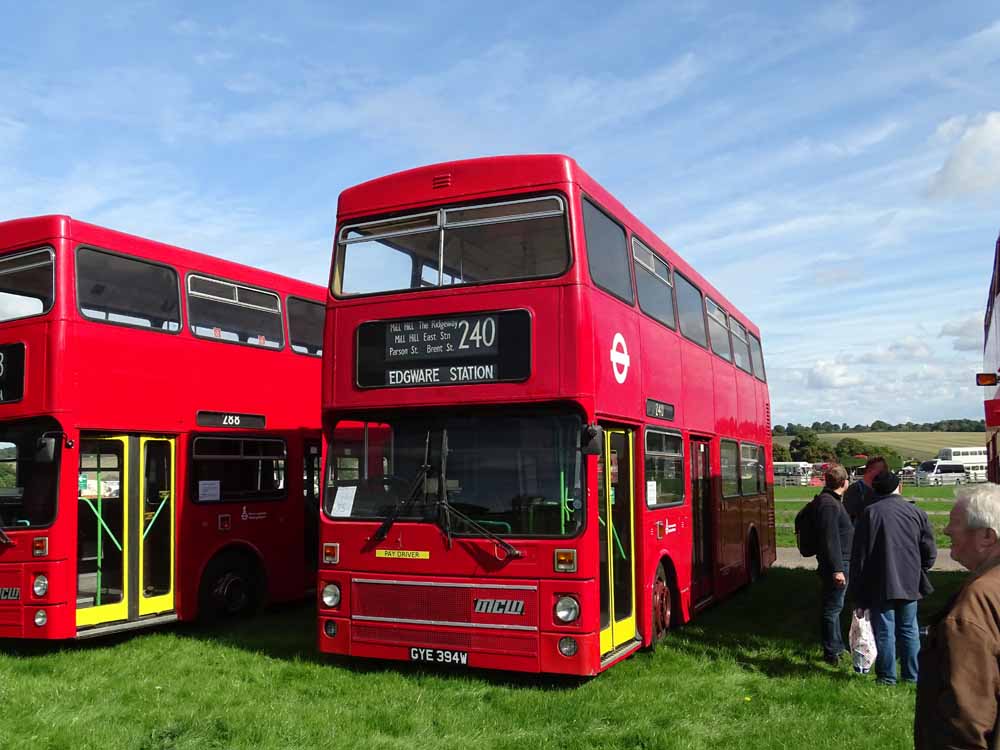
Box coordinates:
[408,647,469,665]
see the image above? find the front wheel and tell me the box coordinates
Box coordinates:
[648,564,672,651]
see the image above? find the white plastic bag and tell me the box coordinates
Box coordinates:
[849,608,877,674]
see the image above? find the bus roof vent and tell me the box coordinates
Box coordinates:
[432,173,452,189]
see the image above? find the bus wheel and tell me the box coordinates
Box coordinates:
[649,564,672,649]
[747,534,762,584]
[200,553,260,621]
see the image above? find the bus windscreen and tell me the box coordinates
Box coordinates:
[0,418,61,529]
[336,196,569,296]
[325,413,583,537]
[0,248,54,323]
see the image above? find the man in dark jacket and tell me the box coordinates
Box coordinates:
[915,483,1000,749]
[844,455,887,522]
[848,470,936,685]
[811,463,853,664]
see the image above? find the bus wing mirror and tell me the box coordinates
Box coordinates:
[35,437,57,464]
[581,425,603,456]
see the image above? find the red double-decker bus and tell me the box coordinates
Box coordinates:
[980,232,1000,480]
[317,155,775,675]
[0,215,327,639]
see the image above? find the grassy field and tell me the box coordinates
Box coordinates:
[772,432,986,459]
[0,568,966,750]
[773,486,959,501]
[773,488,955,548]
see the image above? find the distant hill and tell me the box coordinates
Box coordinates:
[772,432,987,460]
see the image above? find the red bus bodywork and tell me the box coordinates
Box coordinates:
[0,215,324,639]
[983,232,1000,480]
[318,156,775,675]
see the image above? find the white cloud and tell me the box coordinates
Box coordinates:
[933,115,968,143]
[0,116,26,154]
[807,361,864,389]
[940,315,983,351]
[813,1,863,34]
[929,112,1000,197]
[194,50,233,66]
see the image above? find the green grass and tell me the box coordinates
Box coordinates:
[0,569,966,750]
[774,494,955,549]
[772,432,986,460]
[773,485,959,501]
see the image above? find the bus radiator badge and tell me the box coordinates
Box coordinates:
[474,599,525,615]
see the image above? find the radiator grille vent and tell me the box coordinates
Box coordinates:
[353,624,537,655]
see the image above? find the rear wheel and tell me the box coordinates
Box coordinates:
[649,564,672,650]
[747,534,762,584]
[199,552,261,621]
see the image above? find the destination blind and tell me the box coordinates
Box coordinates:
[356,310,531,388]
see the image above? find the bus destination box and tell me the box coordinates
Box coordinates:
[355,310,531,388]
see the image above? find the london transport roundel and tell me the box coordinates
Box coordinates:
[610,333,630,384]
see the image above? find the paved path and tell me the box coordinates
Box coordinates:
[774,547,965,572]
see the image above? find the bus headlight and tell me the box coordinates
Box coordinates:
[34,609,47,627]
[32,575,48,597]
[554,596,580,623]
[321,583,341,608]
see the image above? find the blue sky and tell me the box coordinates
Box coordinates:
[3,1,999,425]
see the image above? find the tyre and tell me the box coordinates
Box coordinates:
[198,552,261,621]
[648,563,672,651]
[747,535,762,584]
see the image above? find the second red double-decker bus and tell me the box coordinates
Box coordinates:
[980,231,1000,480]
[0,215,327,639]
[318,155,775,675]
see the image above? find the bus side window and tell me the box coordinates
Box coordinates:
[582,198,633,304]
[675,272,708,348]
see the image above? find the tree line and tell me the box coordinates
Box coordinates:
[772,430,903,469]
[773,419,985,436]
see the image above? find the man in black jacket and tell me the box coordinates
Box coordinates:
[843,455,887,522]
[812,463,853,664]
[848,470,936,685]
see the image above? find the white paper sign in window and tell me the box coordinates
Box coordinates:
[198,480,221,502]
[647,480,658,506]
[330,486,357,517]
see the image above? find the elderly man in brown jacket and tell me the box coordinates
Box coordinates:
[915,483,1000,749]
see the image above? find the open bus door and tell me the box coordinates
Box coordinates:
[598,428,637,658]
[76,436,176,633]
[690,436,713,603]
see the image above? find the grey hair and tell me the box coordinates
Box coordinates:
[955,484,1000,539]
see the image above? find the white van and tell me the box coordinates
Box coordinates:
[916,460,967,486]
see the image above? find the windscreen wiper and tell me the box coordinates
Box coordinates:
[0,527,13,547]
[372,430,431,543]
[435,429,523,560]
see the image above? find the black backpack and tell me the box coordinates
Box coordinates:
[795,498,821,557]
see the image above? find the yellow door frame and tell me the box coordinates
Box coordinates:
[76,436,130,628]
[599,429,637,655]
[138,437,176,617]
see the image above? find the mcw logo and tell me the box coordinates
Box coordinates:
[0,587,20,600]
[473,598,525,616]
